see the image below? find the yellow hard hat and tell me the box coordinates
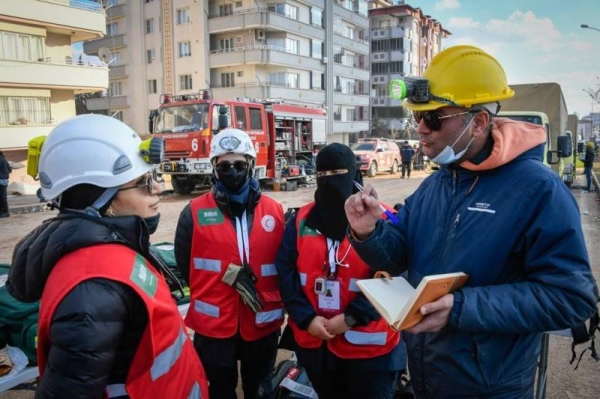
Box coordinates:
[587,141,595,149]
[403,45,515,111]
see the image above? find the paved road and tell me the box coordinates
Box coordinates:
[1,170,599,398]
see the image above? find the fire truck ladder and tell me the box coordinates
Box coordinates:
[162,0,173,94]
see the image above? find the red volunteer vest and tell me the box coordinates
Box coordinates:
[288,203,400,359]
[37,244,209,399]
[185,193,284,340]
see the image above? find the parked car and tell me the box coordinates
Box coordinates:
[351,138,401,177]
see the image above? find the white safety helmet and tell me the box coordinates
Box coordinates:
[209,128,256,163]
[38,114,155,203]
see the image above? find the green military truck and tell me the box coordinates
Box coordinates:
[498,83,574,187]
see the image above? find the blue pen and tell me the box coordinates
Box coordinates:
[353,181,399,224]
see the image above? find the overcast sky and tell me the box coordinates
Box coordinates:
[414,0,600,118]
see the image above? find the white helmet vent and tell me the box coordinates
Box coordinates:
[113,155,133,174]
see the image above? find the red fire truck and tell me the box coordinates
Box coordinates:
[149,90,327,194]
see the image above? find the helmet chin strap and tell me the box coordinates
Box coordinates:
[84,186,119,218]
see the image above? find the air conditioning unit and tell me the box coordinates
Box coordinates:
[256,29,266,40]
[321,56,328,64]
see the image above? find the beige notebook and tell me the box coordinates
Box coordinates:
[357,272,468,331]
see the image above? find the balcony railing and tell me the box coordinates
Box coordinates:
[39,0,103,12]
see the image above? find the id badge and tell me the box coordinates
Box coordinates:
[314,277,326,295]
[318,280,341,311]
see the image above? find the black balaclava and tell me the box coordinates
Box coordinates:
[306,143,363,240]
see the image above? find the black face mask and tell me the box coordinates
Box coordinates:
[217,168,248,193]
[144,213,161,235]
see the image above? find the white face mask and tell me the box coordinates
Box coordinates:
[431,115,475,165]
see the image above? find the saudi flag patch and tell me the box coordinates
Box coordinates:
[130,254,157,298]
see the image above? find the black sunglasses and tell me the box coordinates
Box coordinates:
[413,110,475,131]
[118,173,156,195]
[215,160,249,174]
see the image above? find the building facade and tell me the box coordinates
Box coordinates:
[369,1,449,138]
[85,0,372,144]
[0,0,107,190]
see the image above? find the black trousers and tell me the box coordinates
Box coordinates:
[0,184,8,214]
[193,330,279,399]
[401,161,412,177]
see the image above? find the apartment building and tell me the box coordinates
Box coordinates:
[84,0,371,144]
[369,2,450,136]
[0,0,107,190]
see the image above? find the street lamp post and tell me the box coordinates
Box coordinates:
[581,24,600,32]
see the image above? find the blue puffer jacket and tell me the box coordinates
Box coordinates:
[350,119,599,398]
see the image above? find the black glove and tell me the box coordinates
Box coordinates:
[222,263,263,313]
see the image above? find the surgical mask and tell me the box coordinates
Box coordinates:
[431,115,475,165]
[144,213,161,235]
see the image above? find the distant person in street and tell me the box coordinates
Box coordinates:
[0,150,11,218]
[584,140,595,192]
[412,144,421,171]
[7,115,208,398]
[276,143,405,399]
[400,141,415,178]
[175,128,285,399]
[345,45,598,398]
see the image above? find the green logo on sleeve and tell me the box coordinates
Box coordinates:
[197,208,224,225]
[130,254,157,298]
[299,219,319,236]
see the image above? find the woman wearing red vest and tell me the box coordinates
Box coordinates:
[7,115,208,399]
[275,143,405,399]
[175,128,285,399]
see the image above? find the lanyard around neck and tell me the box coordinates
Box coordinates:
[235,211,249,265]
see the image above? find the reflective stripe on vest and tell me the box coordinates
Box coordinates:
[345,330,388,346]
[188,382,202,399]
[194,258,221,272]
[151,327,188,381]
[349,278,360,292]
[299,272,307,286]
[106,384,126,398]
[194,299,219,318]
[256,308,285,324]
[261,263,278,277]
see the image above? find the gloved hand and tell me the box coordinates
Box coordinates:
[222,263,263,313]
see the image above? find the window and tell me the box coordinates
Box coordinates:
[234,106,247,129]
[112,51,121,66]
[219,4,233,16]
[106,22,118,36]
[178,41,191,57]
[107,0,118,6]
[310,39,323,59]
[145,0,154,3]
[219,38,233,51]
[177,8,190,24]
[180,74,193,90]
[344,54,355,67]
[334,105,342,121]
[267,4,298,19]
[287,73,299,88]
[310,7,323,28]
[221,72,235,88]
[0,32,44,61]
[235,36,242,44]
[146,49,156,64]
[0,96,51,126]
[145,19,154,34]
[237,71,244,77]
[285,39,298,54]
[346,108,356,122]
[249,108,262,130]
[108,82,122,96]
[112,111,123,122]
[148,79,157,94]
[346,26,355,40]
[235,1,242,7]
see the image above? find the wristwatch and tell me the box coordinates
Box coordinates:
[344,313,357,328]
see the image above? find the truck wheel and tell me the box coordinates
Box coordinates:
[171,177,195,195]
[367,162,377,178]
[390,160,399,175]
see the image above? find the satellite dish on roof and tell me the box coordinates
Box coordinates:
[98,47,112,64]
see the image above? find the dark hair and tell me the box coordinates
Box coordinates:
[59,184,114,215]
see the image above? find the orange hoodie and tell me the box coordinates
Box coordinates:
[460,117,546,172]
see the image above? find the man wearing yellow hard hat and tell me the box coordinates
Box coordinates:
[345,45,598,398]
